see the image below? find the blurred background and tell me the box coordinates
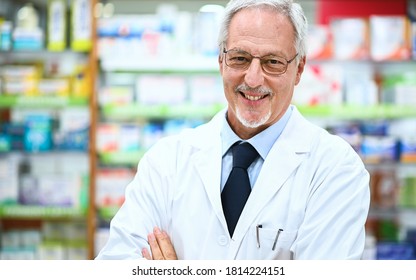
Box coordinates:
[0,0,415,260]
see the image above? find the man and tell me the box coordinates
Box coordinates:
[96,0,370,260]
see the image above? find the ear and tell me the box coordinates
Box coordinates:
[294,56,306,85]
[218,54,224,76]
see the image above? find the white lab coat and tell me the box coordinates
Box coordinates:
[96,105,370,260]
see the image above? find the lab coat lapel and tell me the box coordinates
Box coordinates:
[190,112,227,229]
[231,108,312,243]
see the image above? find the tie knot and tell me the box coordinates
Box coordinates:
[232,142,259,169]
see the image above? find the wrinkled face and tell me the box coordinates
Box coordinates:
[219,7,305,139]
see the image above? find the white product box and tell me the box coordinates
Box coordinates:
[331,17,369,60]
[136,75,187,105]
[189,75,225,105]
[370,16,411,61]
[96,168,134,208]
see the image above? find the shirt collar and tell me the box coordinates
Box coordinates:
[221,105,293,160]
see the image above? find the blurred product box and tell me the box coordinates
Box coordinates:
[24,114,53,152]
[0,133,11,152]
[70,0,92,52]
[62,221,87,242]
[54,108,90,151]
[412,21,416,59]
[2,65,40,80]
[37,175,81,207]
[96,123,119,152]
[19,174,82,207]
[4,79,38,96]
[19,230,42,250]
[4,123,25,151]
[47,0,67,51]
[343,69,378,106]
[0,248,37,260]
[400,137,416,163]
[66,243,88,260]
[96,168,135,208]
[71,64,91,98]
[381,72,416,105]
[399,176,416,208]
[331,17,370,60]
[12,27,44,50]
[0,155,21,204]
[40,222,88,259]
[306,24,333,59]
[119,124,141,151]
[370,16,412,61]
[0,21,13,51]
[361,136,399,164]
[369,169,398,209]
[293,64,343,106]
[96,123,141,153]
[38,78,71,96]
[136,75,187,105]
[377,242,414,260]
[1,230,21,250]
[189,75,225,105]
[0,229,41,260]
[142,122,164,150]
[94,228,110,257]
[38,242,66,260]
[98,86,134,106]
[2,65,40,96]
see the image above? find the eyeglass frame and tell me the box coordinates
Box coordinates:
[222,48,299,76]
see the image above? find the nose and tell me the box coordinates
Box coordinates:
[244,58,265,88]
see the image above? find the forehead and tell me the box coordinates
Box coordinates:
[227,7,295,54]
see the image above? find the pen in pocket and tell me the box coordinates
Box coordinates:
[256,224,262,248]
[272,229,283,251]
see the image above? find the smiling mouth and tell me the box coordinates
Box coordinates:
[241,92,268,101]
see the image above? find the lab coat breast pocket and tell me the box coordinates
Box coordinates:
[250,225,297,260]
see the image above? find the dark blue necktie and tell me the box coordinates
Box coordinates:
[221,142,259,237]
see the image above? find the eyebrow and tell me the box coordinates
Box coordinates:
[229,48,286,57]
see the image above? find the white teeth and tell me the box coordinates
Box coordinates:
[244,94,262,101]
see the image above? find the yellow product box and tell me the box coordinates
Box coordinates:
[71,64,91,98]
[47,0,67,51]
[4,78,38,96]
[38,78,71,96]
[2,64,40,80]
[70,0,92,52]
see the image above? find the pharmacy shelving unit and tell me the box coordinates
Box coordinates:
[95,54,225,217]
[0,0,98,260]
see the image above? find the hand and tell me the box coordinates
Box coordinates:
[142,227,178,260]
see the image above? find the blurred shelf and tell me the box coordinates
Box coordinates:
[100,104,416,121]
[98,150,146,166]
[0,95,89,108]
[100,55,220,73]
[308,58,416,65]
[100,103,225,120]
[368,207,416,220]
[297,104,416,119]
[0,49,89,57]
[0,205,87,219]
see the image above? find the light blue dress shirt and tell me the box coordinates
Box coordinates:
[220,105,293,191]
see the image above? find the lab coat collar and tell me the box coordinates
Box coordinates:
[189,106,314,253]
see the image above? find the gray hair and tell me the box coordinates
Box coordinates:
[218,0,308,60]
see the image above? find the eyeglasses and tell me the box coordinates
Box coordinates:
[223,48,298,76]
